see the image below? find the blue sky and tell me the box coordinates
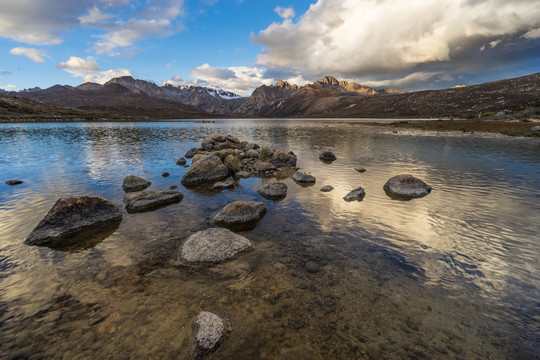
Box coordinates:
[1,0,540,95]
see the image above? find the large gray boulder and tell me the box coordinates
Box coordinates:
[214,201,267,230]
[343,187,366,201]
[24,196,122,249]
[179,228,252,264]
[181,155,230,187]
[292,172,316,183]
[191,311,230,359]
[257,182,288,200]
[122,175,151,193]
[383,174,432,199]
[123,190,183,212]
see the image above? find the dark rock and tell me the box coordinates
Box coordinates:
[343,187,366,201]
[292,172,316,183]
[123,190,183,212]
[319,151,337,162]
[213,177,235,189]
[24,196,122,249]
[383,174,432,199]
[269,150,297,168]
[5,180,23,186]
[253,161,276,172]
[181,155,230,187]
[354,167,366,173]
[246,149,259,159]
[185,148,201,159]
[169,185,178,190]
[320,185,334,192]
[162,172,170,177]
[258,182,288,199]
[214,201,267,230]
[122,175,151,193]
[176,157,187,166]
[190,311,231,359]
[235,171,251,179]
[179,228,252,263]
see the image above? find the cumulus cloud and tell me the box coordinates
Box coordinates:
[180,64,274,95]
[0,0,184,55]
[1,84,17,91]
[10,47,47,63]
[57,56,131,84]
[254,0,540,88]
[275,6,295,20]
[79,7,114,24]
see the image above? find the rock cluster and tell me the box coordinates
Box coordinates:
[181,134,297,186]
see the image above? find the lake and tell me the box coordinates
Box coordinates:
[1,120,539,359]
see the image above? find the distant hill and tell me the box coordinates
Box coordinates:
[6,73,540,120]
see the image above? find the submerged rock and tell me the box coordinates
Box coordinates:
[179,228,252,263]
[213,177,235,189]
[354,167,367,173]
[320,185,334,192]
[24,196,122,249]
[214,201,267,230]
[162,172,170,177]
[191,311,226,359]
[122,175,151,193]
[292,172,316,183]
[319,151,337,162]
[383,174,432,199]
[257,182,288,199]
[5,180,23,186]
[123,190,183,212]
[253,161,276,172]
[181,155,229,187]
[176,157,187,166]
[343,187,366,201]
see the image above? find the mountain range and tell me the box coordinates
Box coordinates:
[2,73,539,120]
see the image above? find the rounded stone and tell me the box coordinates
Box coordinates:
[383,174,432,199]
[257,182,288,199]
[320,185,334,192]
[162,172,170,177]
[343,187,366,201]
[319,151,337,162]
[214,201,267,230]
[191,311,230,359]
[292,172,316,183]
[181,155,230,187]
[253,161,276,172]
[179,228,252,263]
[176,157,187,166]
[122,175,151,193]
[24,196,122,249]
[123,190,183,212]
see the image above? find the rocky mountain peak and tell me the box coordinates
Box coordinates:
[321,76,340,86]
[274,80,298,90]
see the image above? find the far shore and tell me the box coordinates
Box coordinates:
[1,116,539,137]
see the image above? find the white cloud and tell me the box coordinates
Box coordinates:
[79,7,114,24]
[523,28,540,39]
[184,64,274,95]
[254,0,540,81]
[10,47,47,63]
[275,6,295,20]
[1,84,17,91]
[57,56,131,84]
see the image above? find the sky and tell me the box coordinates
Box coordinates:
[1,0,540,95]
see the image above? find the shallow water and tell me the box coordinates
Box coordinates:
[0,120,539,359]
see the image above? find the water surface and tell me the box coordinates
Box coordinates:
[1,120,539,359]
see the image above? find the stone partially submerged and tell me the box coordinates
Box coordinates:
[214,201,267,230]
[292,172,316,183]
[213,177,235,189]
[319,151,337,162]
[181,155,230,187]
[191,311,231,359]
[178,228,252,264]
[122,175,151,193]
[24,196,122,251]
[257,182,288,200]
[123,190,183,212]
[343,187,366,201]
[383,174,432,199]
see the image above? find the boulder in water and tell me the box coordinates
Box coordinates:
[181,155,230,187]
[257,182,287,199]
[122,175,151,193]
[383,174,432,199]
[214,201,267,230]
[123,190,183,212]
